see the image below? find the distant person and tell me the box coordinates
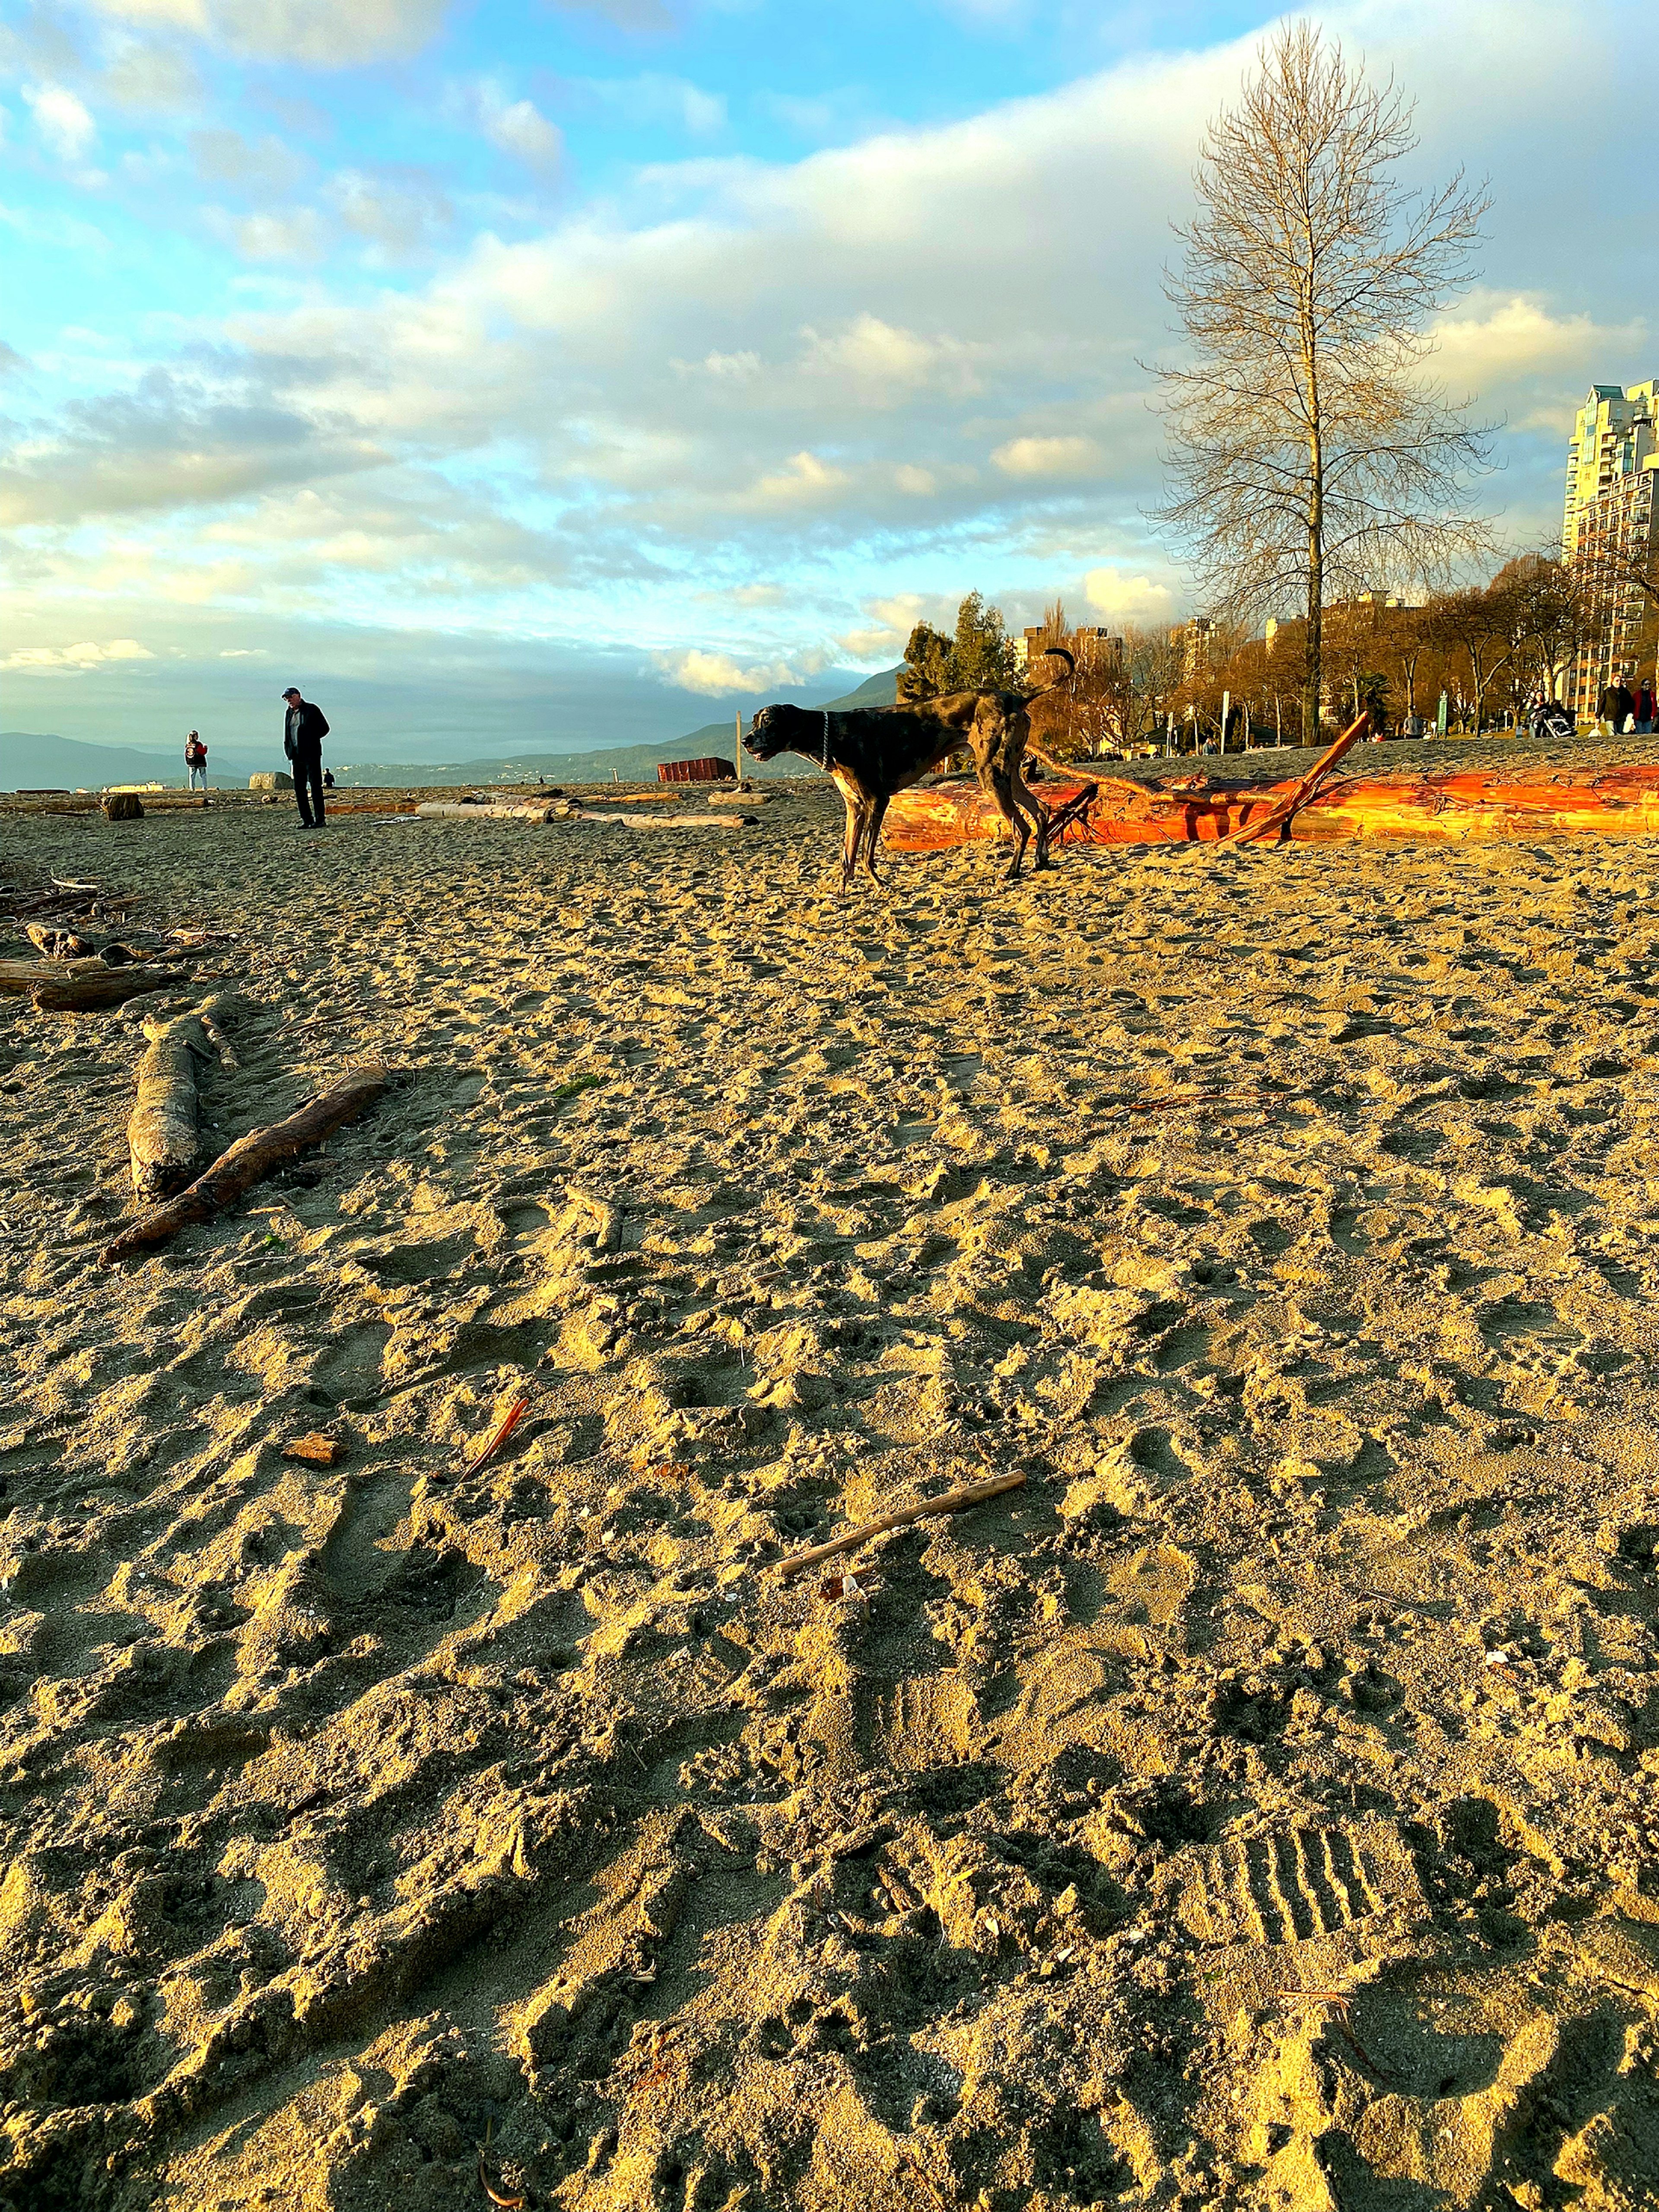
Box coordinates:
[184,730,207,789]
[280,685,329,827]
[322,767,335,790]
[1634,679,1656,735]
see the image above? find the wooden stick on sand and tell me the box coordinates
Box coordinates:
[460,1397,531,1478]
[775,1470,1026,1582]
[100,1059,390,1264]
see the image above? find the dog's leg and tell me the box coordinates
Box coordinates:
[863,793,891,884]
[981,766,1027,880]
[1013,762,1053,870]
[839,792,864,892]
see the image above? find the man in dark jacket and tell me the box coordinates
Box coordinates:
[281,686,330,826]
[1599,680,1634,735]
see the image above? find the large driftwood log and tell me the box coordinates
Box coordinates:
[0,953,195,995]
[100,1060,391,1264]
[29,967,195,1013]
[127,995,239,1198]
[413,801,553,823]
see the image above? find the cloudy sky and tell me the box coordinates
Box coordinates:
[2,0,1653,761]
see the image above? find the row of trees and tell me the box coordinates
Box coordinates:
[900,544,1652,758]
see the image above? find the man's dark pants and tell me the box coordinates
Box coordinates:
[292,751,326,826]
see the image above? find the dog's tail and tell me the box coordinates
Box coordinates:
[1022,643,1075,704]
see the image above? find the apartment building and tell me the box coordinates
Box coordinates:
[1014,624,1123,671]
[1563,381,1658,715]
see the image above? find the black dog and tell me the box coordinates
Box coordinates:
[746,647,1075,888]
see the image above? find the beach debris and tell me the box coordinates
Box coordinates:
[24,924,93,959]
[776,1469,1026,1582]
[818,1570,871,1602]
[98,1058,391,1265]
[284,1433,344,1468]
[890,712,1659,853]
[102,793,145,822]
[477,2120,526,2210]
[127,995,239,1198]
[461,1395,531,1478]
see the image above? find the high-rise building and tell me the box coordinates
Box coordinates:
[1562,381,1658,715]
[1563,382,1656,556]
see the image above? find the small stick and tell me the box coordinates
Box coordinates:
[461,1396,531,1478]
[477,2131,525,2210]
[775,1470,1025,1582]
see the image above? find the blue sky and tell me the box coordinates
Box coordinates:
[1,0,1654,763]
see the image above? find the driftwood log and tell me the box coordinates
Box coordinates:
[100,1060,391,1264]
[0,953,193,996]
[29,966,196,1013]
[413,801,554,823]
[775,1470,1026,1582]
[127,995,239,1198]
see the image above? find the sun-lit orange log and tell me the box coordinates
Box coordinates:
[883,756,1659,855]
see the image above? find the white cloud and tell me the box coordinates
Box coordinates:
[234,208,325,261]
[1081,565,1175,622]
[751,450,849,504]
[0,637,152,672]
[191,127,309,194]
[655,647,810,695]
[330,168,453,257]
[894,464,935,494]
[79,0,450,67]
[1425,292,1649,428]
[835,591,945,658]
[23,84,96,162]
[679,348,761,381]
[474,83,563,172]
[992,432,1100,478]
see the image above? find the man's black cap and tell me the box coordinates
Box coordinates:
[281,686,301,699]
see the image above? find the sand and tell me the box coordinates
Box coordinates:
[2,750,1658,2212]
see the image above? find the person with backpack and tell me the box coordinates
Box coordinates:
[280,686,330,827]
[184,731,208,789]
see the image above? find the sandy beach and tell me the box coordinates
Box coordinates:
[3,747,1659,2211]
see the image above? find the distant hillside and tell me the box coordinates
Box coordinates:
[331,667,902,790]
[1,731,189,792]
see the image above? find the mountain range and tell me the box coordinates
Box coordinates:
[0,669,899,793]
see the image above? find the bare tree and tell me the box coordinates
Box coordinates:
[1427,576,1522,733]
[1153,22,1494,746]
